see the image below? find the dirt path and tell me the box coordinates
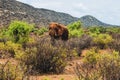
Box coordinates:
[0,58,18,65]
[30,74,78,80]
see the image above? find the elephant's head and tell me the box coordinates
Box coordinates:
[49,22,69,40]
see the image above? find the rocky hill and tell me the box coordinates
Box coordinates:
[0,0,118,28]
[80,15,116,27]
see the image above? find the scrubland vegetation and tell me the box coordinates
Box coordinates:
[0,20,120,80]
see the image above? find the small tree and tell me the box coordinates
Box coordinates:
[68,21,82,30]
[93,34,113,49]
[67,21,84,37]
[89,26,100,34]
[33,27,48,35]
[8,21,34,44]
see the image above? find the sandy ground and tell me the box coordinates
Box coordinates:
[30,74,78,80]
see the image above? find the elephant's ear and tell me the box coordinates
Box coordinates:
[56,24,64,36]
[56,23,62,29]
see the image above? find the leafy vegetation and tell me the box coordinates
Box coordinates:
[0,20,120,80]
[7,21,34,43]
[34,27,48,35]
[0,41,23,58]
[75,48,120,80]
[0,61,28,80]
[67,21,84,37]
[93,34,113,49]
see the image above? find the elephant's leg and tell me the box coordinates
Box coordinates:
[50,37,55,45]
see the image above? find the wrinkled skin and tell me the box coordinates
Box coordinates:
[49,22,69,41]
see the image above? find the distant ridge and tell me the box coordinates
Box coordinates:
[80,15,117,27]
[0,0,118,28]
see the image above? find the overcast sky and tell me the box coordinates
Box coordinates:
[16,0,120,25]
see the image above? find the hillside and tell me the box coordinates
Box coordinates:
[0,0,118,27]
[80,15,116,27]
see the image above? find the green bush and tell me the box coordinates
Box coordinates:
[7,21,34,44]
[0,41,24,58]
[88,26,100,34]
[93,34,113,49]
[68,21,81,30]
[88,26,107,34]
[0,61,28,80]
[75,48,120,80]
[34,27,48,35]
[68,29,83,37]
[67,21,84,37]
[106,27,120,33]
[0,28,10,43]
[83,48,98,64]
[88,27,120,34]
[88,26,109,38]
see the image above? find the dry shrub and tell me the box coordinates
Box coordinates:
[49,34,92,58]
[75,48,120,80]
[0,60,29,80]
[19,37,68,74]
[67,34,93,56]
[75,62,100,80]
[109,33,120,52]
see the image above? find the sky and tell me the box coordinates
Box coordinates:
[16,0,120,25]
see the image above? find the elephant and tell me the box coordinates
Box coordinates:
[49,22,69,41]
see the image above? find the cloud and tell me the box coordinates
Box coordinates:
[74,3,88,10]
[26,0,89,17]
